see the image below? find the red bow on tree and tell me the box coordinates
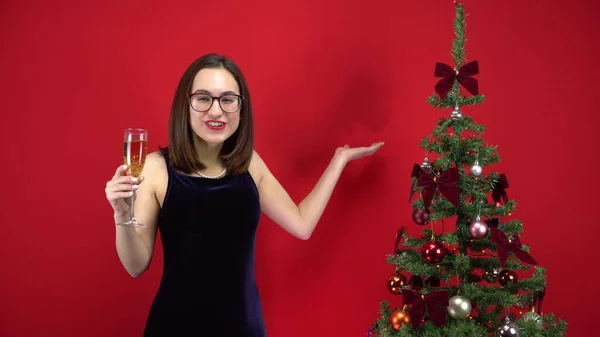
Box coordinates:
[485,218,499,228]
[408,164,422,202]
[394,226,407,254]
[534,288,546,313]
[492,173,509,204]
[434,60,480,98]
[490,227,538,267]
[418,167,461,210]
[402,289,448,329]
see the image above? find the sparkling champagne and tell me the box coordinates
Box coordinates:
[123,139,147,178]
[118,128,148,228]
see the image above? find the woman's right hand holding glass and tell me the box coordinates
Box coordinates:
[105,164,145,217]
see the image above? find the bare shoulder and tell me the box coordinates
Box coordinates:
[248,150,265,186]
[248,149,269,187]
[143,151,168,180]
[146,151,167,169]
[140,151,169,205]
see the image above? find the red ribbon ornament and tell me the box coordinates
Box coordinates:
[418,167,461,210]
[402,289,448,329]
[434,60,480,98]
[492,173,509,204]
[490,227,538,267]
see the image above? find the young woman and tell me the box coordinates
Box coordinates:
[105,53,383,336]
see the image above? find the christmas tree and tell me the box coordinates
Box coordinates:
[368,2,568,337]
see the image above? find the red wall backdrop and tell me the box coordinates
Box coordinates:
[1,0,597,336]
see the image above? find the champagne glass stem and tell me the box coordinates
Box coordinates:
[130,192,136,222]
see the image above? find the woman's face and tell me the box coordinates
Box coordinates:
[188,67,241,146]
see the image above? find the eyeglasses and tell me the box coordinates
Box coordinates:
[188,93,243,113]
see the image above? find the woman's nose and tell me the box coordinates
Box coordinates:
[207,101,224,117]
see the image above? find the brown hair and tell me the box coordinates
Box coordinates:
[163,53,254,175]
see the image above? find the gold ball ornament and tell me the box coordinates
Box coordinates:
[388,308,411,330]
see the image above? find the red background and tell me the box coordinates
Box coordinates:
[1,0,597,336]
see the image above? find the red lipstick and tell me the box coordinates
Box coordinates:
[204,120,226,130]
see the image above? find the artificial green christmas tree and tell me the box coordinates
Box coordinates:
[368,3,568,337]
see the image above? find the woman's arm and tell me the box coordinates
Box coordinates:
[109,152,163,277]
[252,142,383,240]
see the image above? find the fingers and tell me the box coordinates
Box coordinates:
[356,142,383,151]
[111,165,145,181]
[106,181,138,193]
[360,142,384,156]
[105,182,138,200]
[336,142,384,161]
[112,182,139,192]
[110,164,145,184]
[106,164,145,201]
[343,142,383,149]
[106,175,143,188]
[113,165,128,179]
[368,142,384,152]
[108,191,136,200]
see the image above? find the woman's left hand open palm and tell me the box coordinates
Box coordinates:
[336,142,384,163]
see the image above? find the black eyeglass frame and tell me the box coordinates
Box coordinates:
[187,93,244,113]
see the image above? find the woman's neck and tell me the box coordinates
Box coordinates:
[193,137,224,168]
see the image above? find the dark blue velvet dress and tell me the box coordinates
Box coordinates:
[143,150,266,336]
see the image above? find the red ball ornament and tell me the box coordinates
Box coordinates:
[498,269,518,287]
[387,273,407,295]
[412,209,430,225]
[421,241,447,264]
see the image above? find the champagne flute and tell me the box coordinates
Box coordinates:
[117,128,148,228]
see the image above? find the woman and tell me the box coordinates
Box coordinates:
[105,53,383,336]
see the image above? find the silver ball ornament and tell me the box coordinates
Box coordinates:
[447,295,472,319]
[421,157,431,170]
[451,105,463,120]
[497,317,520,337]
[469,216,489,239]
[471,160,483,176]
[522,311,542,326]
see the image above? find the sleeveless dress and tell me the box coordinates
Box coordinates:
[143,149,266,337]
